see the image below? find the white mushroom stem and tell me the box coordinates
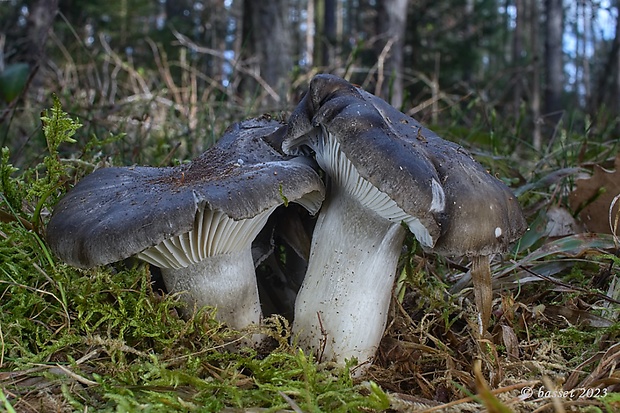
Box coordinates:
[137,206,276,332]
[159,251,259,330]
[290,131,437,370]
[293,186,406,368]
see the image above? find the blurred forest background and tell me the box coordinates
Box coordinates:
[0,0,619,165]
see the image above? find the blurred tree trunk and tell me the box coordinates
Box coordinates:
[323,0,336,66]
[578,0,591,106]
[590,0,620,117]
[305,0,315,67]
[512,0,525,119]
[462,0,475,84]
[21,0,58,99]
[204,0,228,83]
[615,3,620,117]
[241,0,293,107]
[314,0,324,66]
[25,0,58,68]
[544,0,564,134]
[531,0,542,150]
[376,0,409,107]
[314,0,336,67]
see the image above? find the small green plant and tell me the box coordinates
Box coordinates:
[28,95,81,228]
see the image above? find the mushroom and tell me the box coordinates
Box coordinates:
[47,117,325,333]
[283,74,526,368]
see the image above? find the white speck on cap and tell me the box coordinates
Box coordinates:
[495,227,502,238]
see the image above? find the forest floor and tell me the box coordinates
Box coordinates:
[1,98,619,413]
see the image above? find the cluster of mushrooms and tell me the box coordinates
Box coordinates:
[47,74,526,372]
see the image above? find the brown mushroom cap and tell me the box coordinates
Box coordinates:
[47,118,325,268]
[284,74,526,256]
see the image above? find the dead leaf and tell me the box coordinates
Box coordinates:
[569,152,620,234]
[544,304,613,328]
[545,206,583,237]
[500,325,520,361]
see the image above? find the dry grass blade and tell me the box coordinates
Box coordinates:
[278,391,304,413]
[407,377,540,412]
[0,209,33,230]
[510,259,620,305]
[0,323,4,369]
[171,30,280,103]
[52,364,98,387]
[0,367,50,384]
[472,359,514,413]
[564,342,620,391]
[541,376,566,413]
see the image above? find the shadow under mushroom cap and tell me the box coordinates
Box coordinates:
[47,118,325,268]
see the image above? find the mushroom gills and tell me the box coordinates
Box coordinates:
[137,206,277,268]
[136,205,276,332]
[316,129,434,248]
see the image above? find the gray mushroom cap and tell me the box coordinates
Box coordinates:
[47,117,325,268]
[283,74,526,256]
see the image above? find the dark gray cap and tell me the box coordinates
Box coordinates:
[283,74,526,256]
[47,117,325,268]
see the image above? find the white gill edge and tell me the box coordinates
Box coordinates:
[292,191,324,215]
[430,178,445,213]
[317,129,435,248]
[282,157,325,215]
[137,206,277,269]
